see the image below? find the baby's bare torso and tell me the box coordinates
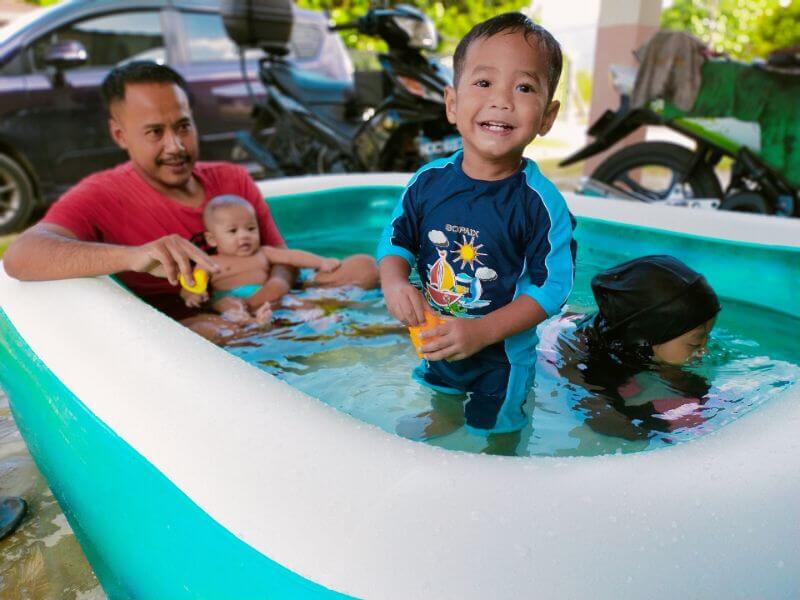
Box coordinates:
[211,250,271,292]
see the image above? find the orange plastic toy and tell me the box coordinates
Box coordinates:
[408,311,445,358]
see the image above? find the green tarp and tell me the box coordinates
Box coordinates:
[664,60,800,186]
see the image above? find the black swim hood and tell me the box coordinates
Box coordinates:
[591,255,720,349]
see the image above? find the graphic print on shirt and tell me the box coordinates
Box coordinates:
[425,229,497,316]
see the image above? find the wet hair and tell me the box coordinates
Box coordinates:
[590,255,720,363]
[452,12,563,102]
[202,194,255,226]
[101,61,189,110]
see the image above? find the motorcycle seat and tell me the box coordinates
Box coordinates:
[271,64,356,106]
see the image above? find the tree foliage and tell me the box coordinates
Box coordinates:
[297,0,532,54]
[660,0,800,61]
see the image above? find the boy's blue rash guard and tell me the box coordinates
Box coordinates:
[376,151,576,365]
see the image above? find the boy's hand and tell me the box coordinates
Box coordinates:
[420,317,489,361]
[382,280,428,326]
[318,258,341,273]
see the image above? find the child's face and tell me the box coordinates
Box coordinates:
[652,318,716,365]
[445,31,559,167]
[204,205,261,257]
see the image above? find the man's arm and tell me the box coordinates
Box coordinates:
[3,223,219,286]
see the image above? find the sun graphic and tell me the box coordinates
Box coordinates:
[450,236,486,271]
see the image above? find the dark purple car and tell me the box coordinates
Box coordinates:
[0,0,353,234]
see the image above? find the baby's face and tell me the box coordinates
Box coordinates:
[445,31,559,166]
[205,205,261,257]
[652,318,716,365]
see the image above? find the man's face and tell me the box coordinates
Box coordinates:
[108,82,199,189]
[445,31,559,165]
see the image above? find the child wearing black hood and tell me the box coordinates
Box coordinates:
[551,254,720,442]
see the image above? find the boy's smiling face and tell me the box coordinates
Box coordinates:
[445,31,559,177]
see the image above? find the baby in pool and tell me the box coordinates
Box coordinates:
[182,194,341,325]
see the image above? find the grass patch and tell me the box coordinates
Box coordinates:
[0,234,18,259]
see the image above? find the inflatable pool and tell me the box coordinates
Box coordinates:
[0,174,798,599]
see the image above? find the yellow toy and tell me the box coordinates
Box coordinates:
[409,311,445,358]
[178,269,209,294]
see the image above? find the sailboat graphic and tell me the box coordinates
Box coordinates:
[426,247,464,307]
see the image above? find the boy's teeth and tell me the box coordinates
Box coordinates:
[482,121,512,130]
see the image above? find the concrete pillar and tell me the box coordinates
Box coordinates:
[584,0,662,175]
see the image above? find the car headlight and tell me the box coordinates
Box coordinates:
[392,15,438,50]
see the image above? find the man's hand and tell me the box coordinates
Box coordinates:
[127,234,219,287]
[382,280,429,326]
[420,317,489,361]
[318,257,341,273]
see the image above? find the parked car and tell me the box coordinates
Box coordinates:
[0,0,353,234]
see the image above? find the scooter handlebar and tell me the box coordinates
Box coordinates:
[329,22,359,32]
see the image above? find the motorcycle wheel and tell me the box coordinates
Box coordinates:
[719,191,769,213]
[591,142,723,201]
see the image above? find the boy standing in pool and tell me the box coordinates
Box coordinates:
[377,13,575,449]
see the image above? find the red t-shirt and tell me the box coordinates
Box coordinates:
[42,161,285,316]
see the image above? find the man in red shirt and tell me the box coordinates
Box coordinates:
[3,62,377,340]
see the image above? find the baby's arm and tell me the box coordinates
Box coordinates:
[262,246,340,272]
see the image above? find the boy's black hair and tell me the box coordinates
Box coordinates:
[101,61,189,110]
[452,12,563,103]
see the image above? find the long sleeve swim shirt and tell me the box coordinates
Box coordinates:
[377,151,576,365]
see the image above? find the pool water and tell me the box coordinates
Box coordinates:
[226,222,800,457]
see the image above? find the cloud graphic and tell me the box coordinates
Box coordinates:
[475,267,497,281]
[428,230,448,246]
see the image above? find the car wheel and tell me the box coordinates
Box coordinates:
[591,142,723,202]
[0,154,36,235]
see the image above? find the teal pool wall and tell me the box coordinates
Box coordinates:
[269,185,800,319]
[0,311,349,599]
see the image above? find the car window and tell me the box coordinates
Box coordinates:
[31,10,165,71]
[179,11,321,63]
[180,11,261,62]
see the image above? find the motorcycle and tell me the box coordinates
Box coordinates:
[221,0,461,176]
[560,63,799,217]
